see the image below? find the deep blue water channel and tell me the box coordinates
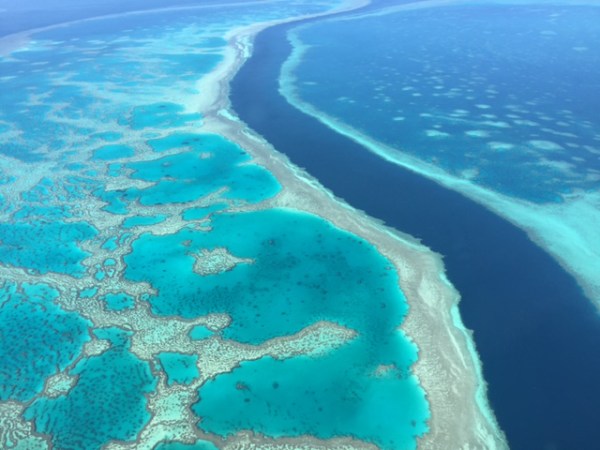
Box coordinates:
[230,12,600,450]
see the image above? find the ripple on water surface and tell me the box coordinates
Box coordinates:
[0,220,97,276]
[126,209,408,343]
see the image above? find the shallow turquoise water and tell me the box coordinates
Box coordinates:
[124,206,430,443]
[93,327,134,347]
[189,325,214,340]
[195,342,428,449]
[80,286,99,298]
[102,292,136,311]
[92,144,135,161]
[147,132,220,153]
[125,208,410,346]
[0,283,90,402]
[21,178,54,203]
[157,352,200,386]
[0,220,97,276]
[95,188,131,214]
[25,333,156,450]
[13,205,73,220]
[129,102,202,130]
[94,131,123,142]
[91,132,280,210]
[124,207,431,448]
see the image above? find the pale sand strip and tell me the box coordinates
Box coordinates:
[190,3,509,449]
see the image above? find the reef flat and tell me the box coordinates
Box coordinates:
[0,1,504,449]
[252,0,600,448]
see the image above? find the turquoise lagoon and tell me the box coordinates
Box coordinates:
[195,345,427,449]
[157,352,200,386]
[25,332,156,450]
[0,220,96,276]
[101,292,136,311]
[0,283,90,402]
[125,209,410,342]
[92,144,135,161]
[189,325,214,340]
[0,1,432,450]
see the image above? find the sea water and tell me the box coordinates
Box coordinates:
[282,1,600,301]
[24,331,156,450]
[125,208,430,446]
[0,1,433,449]
[231,4,600,449]
[285,3,600,202]
[0,283,90,402]
[195,343,427,449]
[125,209,412,345]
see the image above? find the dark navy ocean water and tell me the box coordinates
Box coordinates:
[231,13,600,450]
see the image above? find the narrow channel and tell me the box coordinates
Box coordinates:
[230,12,600,450]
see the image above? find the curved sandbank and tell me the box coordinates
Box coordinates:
[280,0,600,310]
[189,3,508,449]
